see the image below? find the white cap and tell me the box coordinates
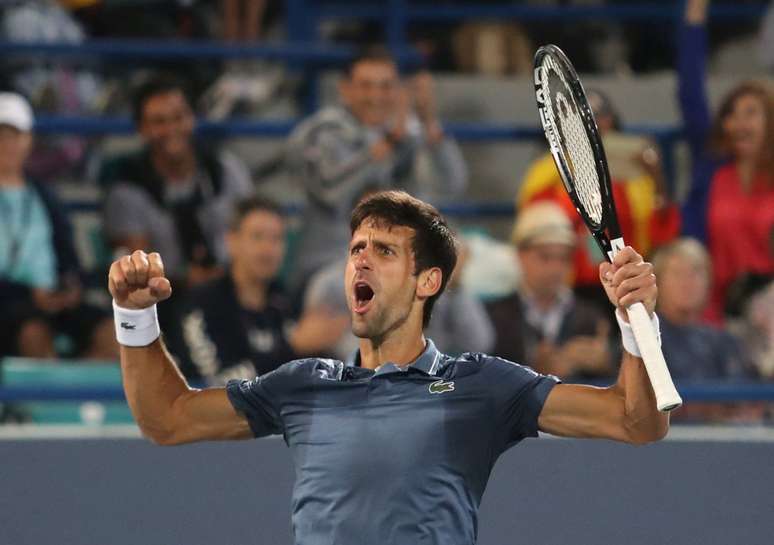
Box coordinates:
[0,93,33,132]
[511,201,576,248]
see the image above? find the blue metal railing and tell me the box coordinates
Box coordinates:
[2,383,773,403]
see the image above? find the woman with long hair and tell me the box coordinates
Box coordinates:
[679,0,774,323]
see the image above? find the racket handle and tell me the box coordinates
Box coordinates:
[625,302,683,412]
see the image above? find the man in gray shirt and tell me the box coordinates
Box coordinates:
[286,48,467,294]
[108,190,668,545]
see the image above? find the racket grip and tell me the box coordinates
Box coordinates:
[625,302,683,412]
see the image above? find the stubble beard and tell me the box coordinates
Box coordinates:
[351,285,416,346]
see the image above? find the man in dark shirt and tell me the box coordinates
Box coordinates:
[108,190,668,545]
[98,75,252,286]
[487,201,614,381]
[165,196,348,384]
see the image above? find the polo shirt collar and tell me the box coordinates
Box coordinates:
[346,339,443,377]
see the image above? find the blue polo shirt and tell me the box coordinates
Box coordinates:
[227,340,559,545]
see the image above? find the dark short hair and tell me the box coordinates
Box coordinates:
[229,195,284,231]
[347,45,398,77]
[131,74,192,123]
[350,190,458,328]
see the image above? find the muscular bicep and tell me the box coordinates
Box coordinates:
[537,383,629,442]
[169,388,253,444]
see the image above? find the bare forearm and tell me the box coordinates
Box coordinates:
[120,338,194,444]
[613,353,669,444]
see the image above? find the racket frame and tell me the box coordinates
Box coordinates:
[533,44,682,412]
[534,44,623,263]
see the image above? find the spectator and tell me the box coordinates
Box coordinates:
[0,92,116,360]
[653,238,763,422]
[1,0,102,181]
[165,196,348,385]
[98,75,253,286]
[303,235,494,360]
[517,88,679,310]
[653,238,756,380]
[286,48,468,297]
[486,202,614,381]
[726,273,774,380]
[679,0,774,323]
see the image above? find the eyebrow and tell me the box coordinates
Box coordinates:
[350,238,400,252]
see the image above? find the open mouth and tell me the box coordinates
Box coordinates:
[353,281,375,314]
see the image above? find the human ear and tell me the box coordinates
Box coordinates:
[416,267,442,299]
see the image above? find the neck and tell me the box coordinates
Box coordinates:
[358,326,426,371]
[231,267,268,311]
[0,172,25,187]
[736,158,757,189]
[521,282,560,311]
[152,148,196,182]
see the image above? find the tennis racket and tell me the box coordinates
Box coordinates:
[533,44,682,412]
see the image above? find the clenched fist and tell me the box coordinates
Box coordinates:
[108,250,172,310]
[599,246,657,319]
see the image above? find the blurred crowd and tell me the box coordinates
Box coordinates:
[0,0,772,424]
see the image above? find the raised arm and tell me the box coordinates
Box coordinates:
[678,0,712,152]
[678,0,717,241]
[108,250,252,445]
[537,247,669,445]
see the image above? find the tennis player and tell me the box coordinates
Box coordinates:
[109,190,668,545]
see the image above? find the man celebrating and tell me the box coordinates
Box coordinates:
[109,191,667,545]
[286,48,467,295]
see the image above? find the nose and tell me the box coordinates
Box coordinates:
[353,248,372,271]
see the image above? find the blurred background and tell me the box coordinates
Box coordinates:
[0,1,773,542]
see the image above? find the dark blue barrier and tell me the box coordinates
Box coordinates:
[0,39,419,65]
[315,2,768,22]
[32,115,681,142]
[2,382,773,402]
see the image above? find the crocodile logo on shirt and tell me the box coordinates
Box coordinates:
[429,380,455,395]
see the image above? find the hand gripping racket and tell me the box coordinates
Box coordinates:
[533,44,682,412]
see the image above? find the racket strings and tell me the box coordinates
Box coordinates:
[540,62,604,226]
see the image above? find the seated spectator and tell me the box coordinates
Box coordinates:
[653,238,756,380]
[727,275,774,380]
[654,237,763,422]
[98,75,253,288]
[0,92,116,360]
[679,0,774,323]
[486,202,614,381]
[303,235,494,360]
[286,48,468,297]
[165,196,348,385]
[518,88,679,310]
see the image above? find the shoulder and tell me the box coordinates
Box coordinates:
[442,351,537,380]
[290,107,357,143]
[98,148,148,186]
[263,357,346,388]
[187,274,235,307]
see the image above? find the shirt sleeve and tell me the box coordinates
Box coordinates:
[484,356,560,449]
[226,362,298,438]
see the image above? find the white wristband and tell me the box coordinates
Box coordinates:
[113,301,161,347]
[615,310,660,358]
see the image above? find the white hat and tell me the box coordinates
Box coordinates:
[0,93,33,132]
[511,201,576,248]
